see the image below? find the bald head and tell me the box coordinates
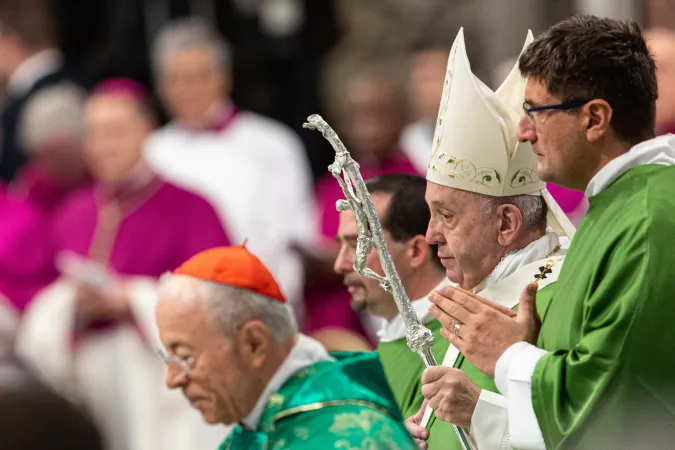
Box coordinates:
[646,28,675,132]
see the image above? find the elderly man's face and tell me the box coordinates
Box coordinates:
[334,193,406,320]
[425,183,504,290]
[409,49,448,121]
[157,46,227,126]
[155,291,258,425]
[346,75,406,163]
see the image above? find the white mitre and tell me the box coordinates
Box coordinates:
[426,28,576,238]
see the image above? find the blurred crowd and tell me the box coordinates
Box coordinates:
[0,0,674,448]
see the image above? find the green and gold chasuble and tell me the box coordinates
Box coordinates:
[534,165,675,449]
[220,352,417,450]
[378,318,449,419]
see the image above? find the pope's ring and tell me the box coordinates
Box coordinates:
[454,323,462,337]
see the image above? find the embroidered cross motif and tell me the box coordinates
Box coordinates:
[534,260,555,282]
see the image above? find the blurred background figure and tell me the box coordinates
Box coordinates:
[145,17,315,316]
[15,79,230,450]
[0,385,103,450]
[0,0,85,182]
[645,27,675,135]
[301,68,418,348]
[401,46,449,173]
[0,182,55,312]
[11,82,90,214]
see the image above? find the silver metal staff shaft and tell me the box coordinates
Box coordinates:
[303,115,474,450]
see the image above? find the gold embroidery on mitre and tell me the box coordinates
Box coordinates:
[510,168,539,188]
[430,153,502,188]
[432,44,459,157]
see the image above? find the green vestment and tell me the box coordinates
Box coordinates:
[534,165,675,448]
[377,318,449,419]
[219,352,417,450]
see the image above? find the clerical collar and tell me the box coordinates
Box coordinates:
[241,334,333,430]
[585,134,675,197]
[474,231,562,293]
[97,163,158,202]
[377,278,451,343]
[175,103,239,133]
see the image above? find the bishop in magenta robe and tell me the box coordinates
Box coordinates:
[0,183,56,311]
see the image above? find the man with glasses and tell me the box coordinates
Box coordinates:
[155,245,417,450]
[429,15,675,449]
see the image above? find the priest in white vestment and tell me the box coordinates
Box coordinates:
[144,17,316,313]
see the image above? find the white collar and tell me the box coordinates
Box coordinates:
[7,49,63,97]
[241,334,333,430]
[477,231,562,292]
[585,134,675,197]
[377,278,451,343]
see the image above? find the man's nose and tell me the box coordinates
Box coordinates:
[516,114,537,143]
[165,365,187,390]
[426,219,441,246]
[333,247,354,275]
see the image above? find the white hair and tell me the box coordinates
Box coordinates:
[151,17,231,75]
[19,82,86,153]
[160,274,297,342]
[476,193,548,232]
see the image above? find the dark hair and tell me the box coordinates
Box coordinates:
[0,386,103,449]
[0,0,56,50]
[365,173,443,270]
[519,15,657,144]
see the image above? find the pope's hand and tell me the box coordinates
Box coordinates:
[421,367,480,428]
[405,400,429,450]
[429,282,541,376]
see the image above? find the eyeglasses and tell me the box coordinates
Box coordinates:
[522,99,590,124]
[156,347,193,377]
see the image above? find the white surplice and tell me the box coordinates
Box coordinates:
[144,111,316,312]
[15,278,230,450]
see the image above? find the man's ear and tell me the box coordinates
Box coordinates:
[496,204,523,247]
[407,235,431,269]
[584,99,613,143]
[235,320,271,370]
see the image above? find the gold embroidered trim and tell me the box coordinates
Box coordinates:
[270,400,392,431]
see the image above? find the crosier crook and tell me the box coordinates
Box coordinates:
[303,114,475,450]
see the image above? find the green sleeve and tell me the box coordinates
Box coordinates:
[532,216,673,448]
[378,320,449,419]
[271,404,418,450]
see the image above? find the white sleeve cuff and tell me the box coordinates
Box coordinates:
[494,341,548,450]
[471,390,512,449]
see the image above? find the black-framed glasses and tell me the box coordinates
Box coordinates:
[523,99,590,124]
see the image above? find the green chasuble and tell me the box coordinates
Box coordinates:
[219,352,417,450]
[378,318,449,419]
[534,165,675,449]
